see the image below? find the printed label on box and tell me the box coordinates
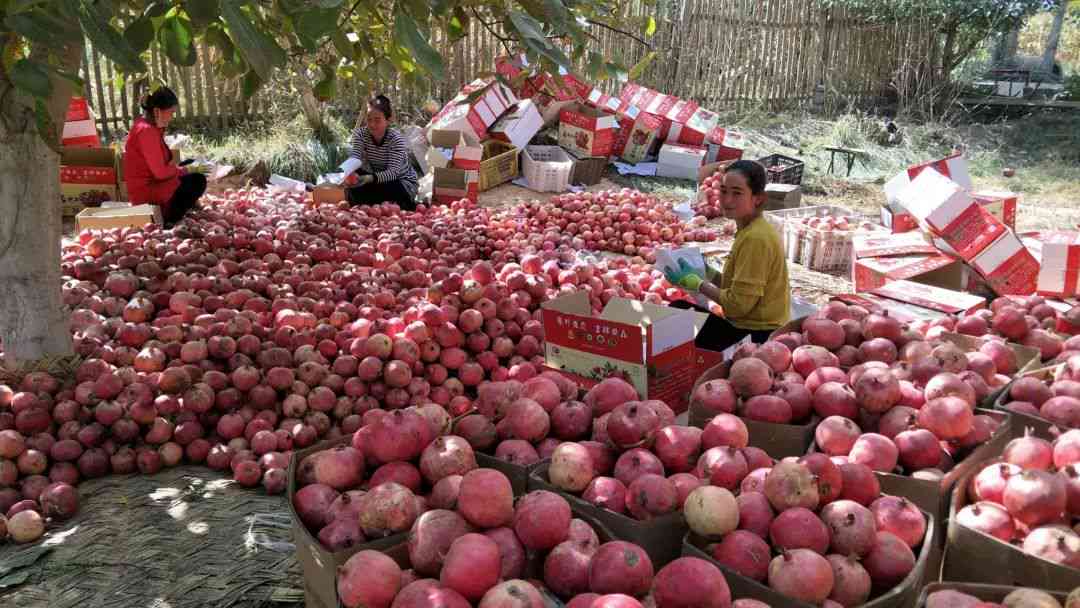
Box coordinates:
[853,231,939,258]
[973,191,1018,230]
[852,254,958,291]
[559,107,616,157]
[937,203,1007,260]
[870,279,986,314]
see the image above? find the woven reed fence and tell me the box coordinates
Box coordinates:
[78,0,935,138]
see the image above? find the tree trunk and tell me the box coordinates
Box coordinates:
[0,41,83,370]
[1041,0,1068,75]
[299,86,326,133]
[993,27,1021,66]
[940,24,958,81]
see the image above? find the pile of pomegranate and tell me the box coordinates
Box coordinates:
[332,464,733,608]
[0,186,705,545]
[513,190,718,259]
[691,300,1026,479]
[951,296,1080,364]
[696,168,725,220]
[926,586,1072,608]
[683,456,924,606]
[955,429,1080,569]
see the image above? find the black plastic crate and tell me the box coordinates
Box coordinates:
[756,153,805,185]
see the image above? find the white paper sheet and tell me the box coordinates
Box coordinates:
[613,161,658,176]
[338,157,363,175]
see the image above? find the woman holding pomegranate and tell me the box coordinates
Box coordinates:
[124,87,207,226]
[344,95,418,210]
[665,160,790,350]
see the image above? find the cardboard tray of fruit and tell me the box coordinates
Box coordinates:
[287,436,408,608]
[688,360,819,460]
[943,457,1080,592]
[916,582,1067,607]
[681,507,935,608]
[528,461,688,567]
[992,363,1070,440]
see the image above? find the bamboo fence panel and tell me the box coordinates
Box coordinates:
[77,2,934,135]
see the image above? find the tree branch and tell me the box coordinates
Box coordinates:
[470,8,515,56]
[586,19,652,49]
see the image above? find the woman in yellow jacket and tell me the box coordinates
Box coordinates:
[666,160,791,351]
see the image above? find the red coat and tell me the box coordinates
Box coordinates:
[124,116,180,208]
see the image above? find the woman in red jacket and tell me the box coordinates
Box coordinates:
[124,87,206,226]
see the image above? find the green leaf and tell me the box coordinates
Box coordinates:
[158,14,197,66]
[143,2,169,19]
[76,1,147,73]
[295,7,340,51]
[509,10,571,68]
[448,7,468,40]
[123,15,155,53]
[185,0,220,29]
[313,67,336,101]
[8,58,51,97]
[393,10,444,78]
[221,2,287,81]
[644,16,657,37]
[241,69,262,99]
[628,51,656,80]
[5,10,82,47]
[331,30,354,58]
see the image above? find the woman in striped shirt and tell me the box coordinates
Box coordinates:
[345,95,418,210]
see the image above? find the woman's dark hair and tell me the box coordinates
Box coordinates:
[726,160,768,195]
[141,87,179,117]
[368,94,393,119]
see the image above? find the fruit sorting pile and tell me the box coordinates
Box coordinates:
[0,187,706,547]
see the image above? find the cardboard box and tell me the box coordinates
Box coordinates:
[62,96,100,148]
[656,143,706,180]
[684,512,934,608]
[897,168,1005,259]
[853,254,964,292]
[612,105,662,164]
[541,291,704,413]
[879,205,920,233]
[584,88,622,114]
[973,190,1018,230]
[852,231,940,258]
[75,204,161,232]
[60,146,118,215]
[671,107,721,147]
[521,145,573,192]
[311,185,346,206]
[870,279,987,315]
[945,457,1080,591]
[689,360,819,459]
[288,437,408,608]
[1031,231,1080,297]
[918,584,1066,608]
[529,463,688,566]
[884,152,972,204]
[833,293,951,323]
[426,79,518,144]
[529,67,591,124]
[764,184,802,211]
[432,167,478,204]
[705,127,746,164]
[969,232,1040,296]
[426,129,464,170]
[489,99,543,151]
[558,104,616,157]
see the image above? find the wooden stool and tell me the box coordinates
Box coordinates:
[825,146,868,177]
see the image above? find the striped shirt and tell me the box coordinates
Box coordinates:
[349,126,418,196]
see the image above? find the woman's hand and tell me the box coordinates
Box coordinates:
[346,174,373,187]
[663,259,705,292]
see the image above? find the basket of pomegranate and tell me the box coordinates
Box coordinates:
[951,296,1080,369]
[334,467,738,608]
[289,407,487,608]
[681,457,935,608]
[944,439,1080,591]
[918,583,1069,608]
[995,359,1080,439]
[763,206,883,273]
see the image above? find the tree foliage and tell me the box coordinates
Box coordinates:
[1,0,655,141]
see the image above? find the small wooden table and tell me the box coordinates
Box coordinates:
[825,146,868,177]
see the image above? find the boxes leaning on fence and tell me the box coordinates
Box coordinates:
[60,146,118,217]
[558,103,616,157]
[612,105,663,164]
[521,145,574,193]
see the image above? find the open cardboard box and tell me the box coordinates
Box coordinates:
[992,363,1067,439]
[945,457,1080,591]
[75,204,161,232]
[541,291,707,413]
[60,146,118,215]
[917,583,1066,608]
